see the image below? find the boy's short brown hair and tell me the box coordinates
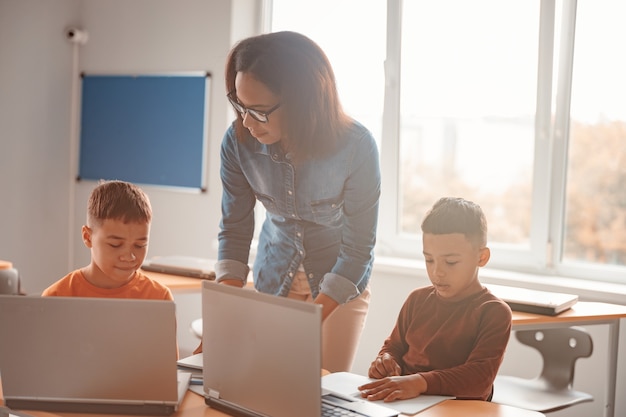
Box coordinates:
[421,197,487,248]
[87,180,152,226]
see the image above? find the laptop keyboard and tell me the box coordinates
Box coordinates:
[321,401,365,417]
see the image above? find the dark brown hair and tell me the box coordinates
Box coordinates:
[421,197,488,248]
[225,31,351,158]
[87,180,152,226]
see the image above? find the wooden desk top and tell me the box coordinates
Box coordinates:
[173,391,547,417]
[417,398,545,416]
[143,270,258,291]
[511,301,626,326]
[141,269,208,290]
[5,390,545,417]
[145,270,626,322]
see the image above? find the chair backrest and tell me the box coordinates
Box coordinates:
[516,326,593,390]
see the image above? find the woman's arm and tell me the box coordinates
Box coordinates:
[216,127,256,284]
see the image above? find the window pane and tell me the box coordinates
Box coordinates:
[271,0,386,142]
[563,0,626,267]
[398,0,539,248]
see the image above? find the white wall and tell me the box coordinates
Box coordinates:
[1,2,624,417]
[69,0,240,277]
[0,0,78,294]
[0,0,260,292]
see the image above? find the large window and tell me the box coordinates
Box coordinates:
[395,1,539,252]
[269,0,626,284]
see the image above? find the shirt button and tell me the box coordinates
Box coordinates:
[291,214,296,217]
[308,273,314,279]
[296,232,301,237]
[288,271,294,277]
[299,250,303,255]
[288,190,293,195]
[331,204,336,208]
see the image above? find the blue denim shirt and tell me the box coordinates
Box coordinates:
[216,120,380,304]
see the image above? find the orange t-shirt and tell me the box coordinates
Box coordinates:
[42,269,173,300]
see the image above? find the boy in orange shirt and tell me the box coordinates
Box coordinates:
[359,197,512,402]
[43,180,173,301]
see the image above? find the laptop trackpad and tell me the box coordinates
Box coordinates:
[322,393,399,417]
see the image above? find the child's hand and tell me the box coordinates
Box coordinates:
[367,353,401,378]
[358,374,426,402]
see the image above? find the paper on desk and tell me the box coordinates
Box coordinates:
[177,353,203,379]
[322,372,453,415]
[177,352,203,370]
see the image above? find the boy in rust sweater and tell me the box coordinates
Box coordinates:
[359,197,511,402]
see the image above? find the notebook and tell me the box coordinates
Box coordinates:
[0,295,190,416]
[177,352,203,385]
[487,284,579,315]
[201,280,401,417]
[141,255,216,280]
[321,372,453,415]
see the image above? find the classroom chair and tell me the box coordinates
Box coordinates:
[492,326,594,413]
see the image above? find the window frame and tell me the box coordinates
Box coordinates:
[265,0,626,286]
[378,0,555,274]
[378,0,625,285]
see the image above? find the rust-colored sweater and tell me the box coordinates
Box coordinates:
[377,285,512,400]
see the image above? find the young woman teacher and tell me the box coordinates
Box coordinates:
[215,31,381,373]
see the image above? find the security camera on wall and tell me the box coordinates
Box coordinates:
[65,26,88,45]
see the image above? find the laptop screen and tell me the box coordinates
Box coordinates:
[0,296,181,415]
[201,281,323,417]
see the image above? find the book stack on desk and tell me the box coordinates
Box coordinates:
[142,255,216,280]
[177,353,203,386]
[486,284,579,315]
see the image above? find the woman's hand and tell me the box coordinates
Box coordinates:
[358,374,427,402]
[313,292,339,321]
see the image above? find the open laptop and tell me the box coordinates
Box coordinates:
[487,284,579,315]
[0,295,190,415]
[141,255,216,280]
[201,280,400,417]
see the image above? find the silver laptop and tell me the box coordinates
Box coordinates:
[201,280,398,417]
[0,295,190,415]
[487,284,579,315]
[141,255,216,280]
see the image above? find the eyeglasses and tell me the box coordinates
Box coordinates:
[227,91,281,124]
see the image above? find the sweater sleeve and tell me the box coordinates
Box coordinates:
[420,300,512,400]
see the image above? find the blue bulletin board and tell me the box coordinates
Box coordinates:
[78,73,210,191]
